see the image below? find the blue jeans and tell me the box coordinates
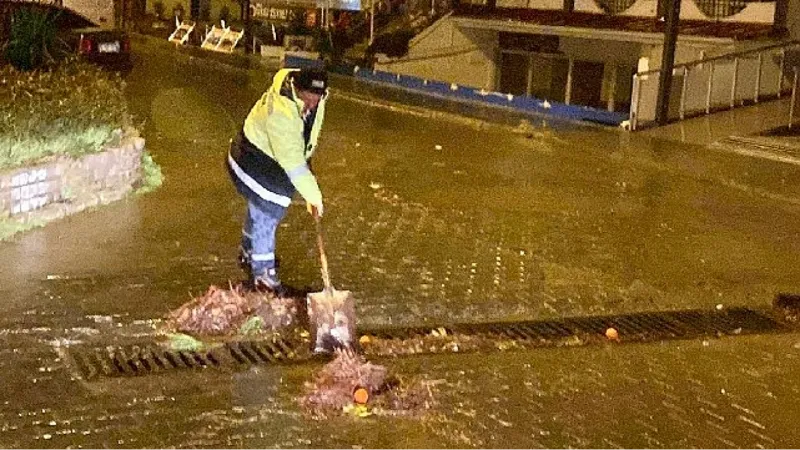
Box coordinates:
[241,199,287,278]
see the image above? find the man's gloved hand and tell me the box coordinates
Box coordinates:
[306,201,324,218]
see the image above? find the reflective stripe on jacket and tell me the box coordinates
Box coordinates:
[227,131,294,214]
[236,68,327,207]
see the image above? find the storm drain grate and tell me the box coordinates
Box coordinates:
[69,307,794,380]
[359,307,792,346]
[69,336,313,380]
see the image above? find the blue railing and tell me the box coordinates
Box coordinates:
[285,55,629,126]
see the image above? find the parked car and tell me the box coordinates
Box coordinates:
[0,0,131,70]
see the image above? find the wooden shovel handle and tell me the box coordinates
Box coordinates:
[314,212,333,296]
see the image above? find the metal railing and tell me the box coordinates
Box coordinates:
[693,0,748,19]
[630,41,800,130]
[791,67,799,129]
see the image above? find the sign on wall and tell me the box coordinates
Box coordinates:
[315,0,360,11]
[250,0,361,18]
[250,4,304,21]
[8,168,55,215]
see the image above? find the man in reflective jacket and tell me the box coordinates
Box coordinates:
[227,67,328,295]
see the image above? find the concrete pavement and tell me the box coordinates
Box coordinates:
[1,37,800,448]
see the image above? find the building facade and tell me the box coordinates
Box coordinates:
[375,0,793,123]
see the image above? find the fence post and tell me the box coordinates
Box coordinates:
[369,0,374,45]
[706,61,714,114]
[608,65,618,112]
[730,57,739,108]
[778,49,786,98]
[565,58,574,105]
[790,67,798,129]
[754,52,762,103]
[679,66,688,120]
[631,74,640,131]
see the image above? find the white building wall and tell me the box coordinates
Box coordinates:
[559,36,642,64]
[573,0,604,13]
[619,0,658,17]
[376,20,498,89]
[497,0,529,8]
[63,0,115,27]
[721,3,778,23]
[789,0,800,39]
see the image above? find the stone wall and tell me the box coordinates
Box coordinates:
[0,134,145,233]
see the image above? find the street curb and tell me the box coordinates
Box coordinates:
[0,131,146,241]
[709,135,800,167]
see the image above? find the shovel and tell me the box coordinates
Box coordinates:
[306,211,356,353]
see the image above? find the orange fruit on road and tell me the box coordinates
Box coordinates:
[353,387,369,404]
[605,327,619,340]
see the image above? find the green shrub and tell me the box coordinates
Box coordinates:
[137,150,164,194]
[0,60,131,169]
[5,6,65,71]
[0,217,45,242]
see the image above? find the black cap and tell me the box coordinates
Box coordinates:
[294,68,328,95]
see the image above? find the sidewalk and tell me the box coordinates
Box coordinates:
[641,96,798,146]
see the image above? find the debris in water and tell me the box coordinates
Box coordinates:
[605,327,619,341]
[46,274,69,280]
[239,315,265,335]
[353,387,369,404]
[300,349,436,418]
[165,283,297,336]
[166,332,204,351]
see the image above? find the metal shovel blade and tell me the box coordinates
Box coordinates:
[306,288,356,353]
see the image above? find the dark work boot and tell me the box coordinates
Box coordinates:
[238,247,251,274]
[254,267,287,297]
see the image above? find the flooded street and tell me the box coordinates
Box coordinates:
[2,37,800,447]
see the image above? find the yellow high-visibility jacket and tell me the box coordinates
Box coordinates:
[228,68,327,211]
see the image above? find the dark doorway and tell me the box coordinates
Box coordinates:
[530,55,569,102]
[499,52,529,96]
[570,60,604,108]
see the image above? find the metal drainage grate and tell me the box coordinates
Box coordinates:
[70,336,313,380]
[69,307,794,380]
[359,307,793,346]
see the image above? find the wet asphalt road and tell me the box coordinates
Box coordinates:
[1,37,800,447]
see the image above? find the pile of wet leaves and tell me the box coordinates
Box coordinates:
[165,283,298,336]
[775,293,800,324]
[300,349,438,418]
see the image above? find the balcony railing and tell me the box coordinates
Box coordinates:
[629,41,800,130]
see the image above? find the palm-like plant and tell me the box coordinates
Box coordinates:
[6,7,62,71]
